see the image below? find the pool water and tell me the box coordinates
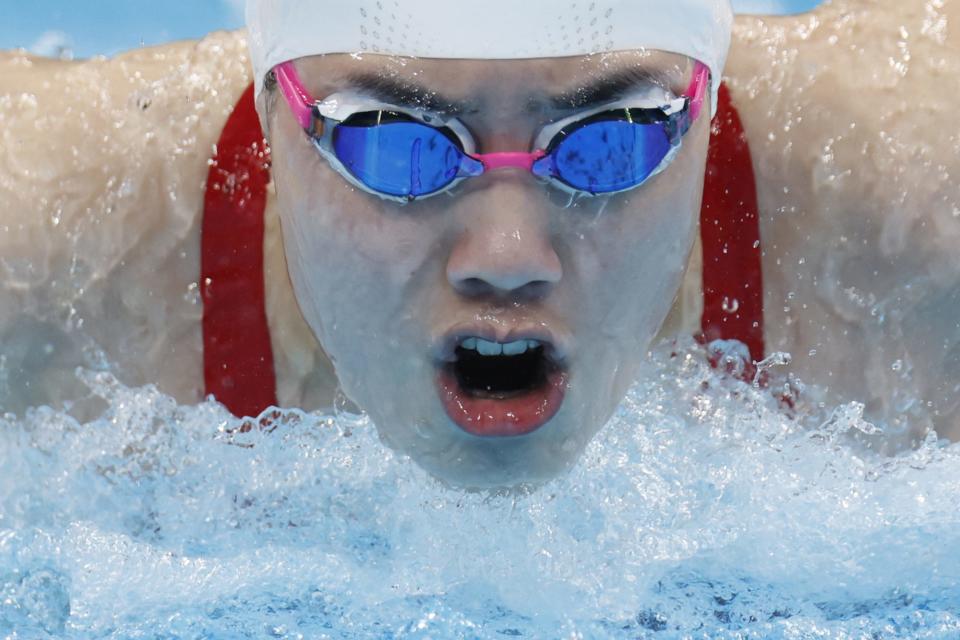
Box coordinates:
[1,338,957,639]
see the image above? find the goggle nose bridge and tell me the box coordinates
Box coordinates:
[469,150,548,174]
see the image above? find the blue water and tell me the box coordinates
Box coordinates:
[0,0,244,59]
[1,339,957,638]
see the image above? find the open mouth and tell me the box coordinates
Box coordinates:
[436,335,568,437]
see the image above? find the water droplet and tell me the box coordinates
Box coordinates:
[721,297,740,313]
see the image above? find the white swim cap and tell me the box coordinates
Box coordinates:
[247,0,734,111]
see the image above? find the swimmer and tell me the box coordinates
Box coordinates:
[0,0,957,487]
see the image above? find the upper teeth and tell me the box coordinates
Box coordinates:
[461,337,541,356]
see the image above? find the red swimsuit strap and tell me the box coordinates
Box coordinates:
[699,84,766,365]
[201,83,278,417]
[201,82,764,417]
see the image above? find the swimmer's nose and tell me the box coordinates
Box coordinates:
[446,188,562,300]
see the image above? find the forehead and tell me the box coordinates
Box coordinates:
[293,50,691,110]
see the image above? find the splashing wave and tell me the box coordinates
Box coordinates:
[1,340,958,638]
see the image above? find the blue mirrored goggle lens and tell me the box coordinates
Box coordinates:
[332,121,464,198]
[549,120,672,194]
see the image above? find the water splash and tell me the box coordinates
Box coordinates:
[1,339,958,638]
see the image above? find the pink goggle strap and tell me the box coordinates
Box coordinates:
[686,61,710,124]
[274,62,314,130]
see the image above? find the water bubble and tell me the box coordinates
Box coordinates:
[752,350,793,386]
[721,297,740,314]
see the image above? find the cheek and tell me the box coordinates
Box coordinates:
[269,134,446,369]
[571,164,702,345]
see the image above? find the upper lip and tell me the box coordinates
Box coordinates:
[432,322,571,365]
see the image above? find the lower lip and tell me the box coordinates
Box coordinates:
[435,365,568,437]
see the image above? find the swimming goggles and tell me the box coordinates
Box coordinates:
[274,60,709,203]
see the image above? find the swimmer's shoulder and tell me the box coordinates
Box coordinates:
[0,30,254,298]
[726,0,960,438]
[0,30,252,118]
[0,32,256,409]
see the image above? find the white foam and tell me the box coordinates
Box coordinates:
[1,339,958,638]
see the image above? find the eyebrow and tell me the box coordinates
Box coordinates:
[341,65,675,115]
[341,72,478,115]
[547,66,675,110]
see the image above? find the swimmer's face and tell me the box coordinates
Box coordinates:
[267,52,709,488]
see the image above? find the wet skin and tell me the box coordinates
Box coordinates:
[266,51,710,487]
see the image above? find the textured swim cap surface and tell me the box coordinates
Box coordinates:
[247,0,734,109]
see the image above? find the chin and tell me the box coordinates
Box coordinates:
[358,358,615,489]
[384,403,601,490]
